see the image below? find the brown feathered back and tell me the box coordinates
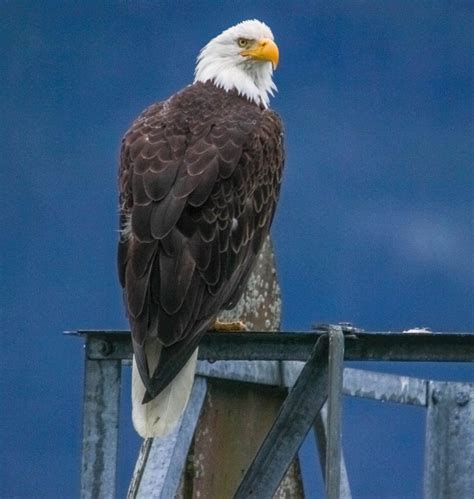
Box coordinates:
[118,81,284,400]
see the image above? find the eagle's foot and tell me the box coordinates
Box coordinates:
[211,319,248,332]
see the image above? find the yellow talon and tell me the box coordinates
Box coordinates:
[210,320,248,332]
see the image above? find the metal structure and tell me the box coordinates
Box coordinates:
[69,328,474,498]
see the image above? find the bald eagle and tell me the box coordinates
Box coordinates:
[118,20,284,437]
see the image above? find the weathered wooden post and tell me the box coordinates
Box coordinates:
[180,237,305,498]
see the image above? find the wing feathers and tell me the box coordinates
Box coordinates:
[150,194,186,239]
[126,262,153,318]
[188,157,219,207]
[130,240,158,279]
[159,245,196,315]
[119,82,284,410]
[131,204,153,243]
[143,165,179,201]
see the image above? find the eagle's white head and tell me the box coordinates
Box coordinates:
[194,19,279,108]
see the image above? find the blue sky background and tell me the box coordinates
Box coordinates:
[1,1,472,497]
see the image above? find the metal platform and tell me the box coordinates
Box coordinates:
[69,328,474,498]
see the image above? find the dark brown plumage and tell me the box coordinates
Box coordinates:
[118,81,284,401]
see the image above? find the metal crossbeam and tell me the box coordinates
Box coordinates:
[69,330,474,362]
[199,362,430,407]
[342,367,428,406]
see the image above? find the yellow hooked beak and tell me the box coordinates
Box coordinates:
[241,38,279,69]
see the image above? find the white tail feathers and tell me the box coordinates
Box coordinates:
[132,346,198,438]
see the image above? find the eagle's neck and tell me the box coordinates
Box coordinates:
[194,58,276,108]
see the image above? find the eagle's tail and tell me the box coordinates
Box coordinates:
[131,344,198,438]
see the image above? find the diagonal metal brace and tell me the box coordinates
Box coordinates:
[234,335,330,499]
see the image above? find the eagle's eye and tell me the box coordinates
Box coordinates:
[237,38,251,49]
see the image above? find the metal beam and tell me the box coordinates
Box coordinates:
[68,330,474,363]
[325,326,345,499]
[196,359,282,387]
[423,381,474,498]
[197,360,430,409]
[342,367,428,406]
[314,404,352,499]
[198,332,474,363]
[80,353,121,499]
[234,336,329,499]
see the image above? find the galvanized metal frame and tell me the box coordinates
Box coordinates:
[70,329,474,498]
